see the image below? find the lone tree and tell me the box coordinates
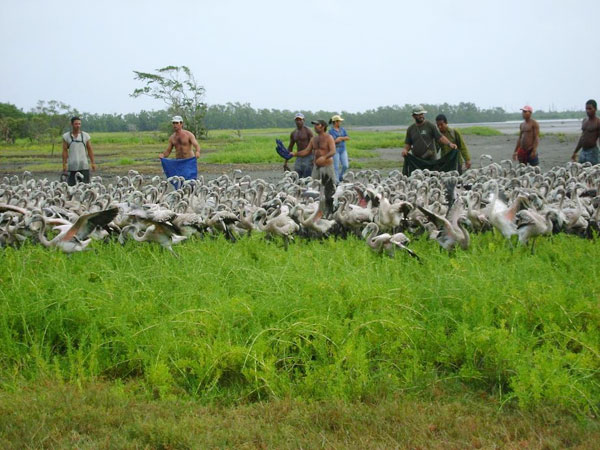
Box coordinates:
[131,65,207,138]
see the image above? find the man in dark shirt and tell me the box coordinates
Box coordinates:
[402,105,457,160]
[287,113,314,177]
[572,99,600,165]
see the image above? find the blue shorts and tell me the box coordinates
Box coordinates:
[579,146,599,165]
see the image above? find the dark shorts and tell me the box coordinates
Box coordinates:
[579,146,599,165]
[67,170,90,186]
[516,148,539,166]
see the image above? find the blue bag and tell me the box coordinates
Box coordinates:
[161,157,198,181]
[276,139,293,160]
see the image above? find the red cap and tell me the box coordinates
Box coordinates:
[520,105,533,113]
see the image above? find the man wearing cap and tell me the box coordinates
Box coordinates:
[287,113,314,177]
[159,115,201,160]
[159,116,201,182]
[291,119,336,218]
[512,106,539,166]
[402,105,457,161]
[62,116,96,186]
[329,114,350,182]
[571,99,600,165]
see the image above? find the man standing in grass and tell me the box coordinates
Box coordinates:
[512,105,540,166]
[435,114,471,173]
[286,113,314,178]
[571,99,600,165]
[402,105,457,160]
[291,119,336,218]
[159,115,201,180]
[62,116,96,186]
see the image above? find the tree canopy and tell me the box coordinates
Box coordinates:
[131,65,207,138]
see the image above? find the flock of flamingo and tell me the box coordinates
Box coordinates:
[0,156,598,259]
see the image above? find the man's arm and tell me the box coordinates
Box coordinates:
[513,128,523,160]
[62,139,68,172]
[438,135,457,149]
[86,138,97,171]
[401,143,411,157]
[191,133,201,158]
[572,122,586,161]
[531,121,540,157]
[159,138,174,159]
[455,130,471,169]
[325,135,336,159]
[293,138,313,157]
[287,131,296,153]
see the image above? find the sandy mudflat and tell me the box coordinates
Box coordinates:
[372,133,578,172]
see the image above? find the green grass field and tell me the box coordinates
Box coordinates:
[460,126,503,136]
[0,129,404,174]
[0,126,510,175]
[1,232,598,446]
[0,128,406,172]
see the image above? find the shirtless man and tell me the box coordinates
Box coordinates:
[159,115,201,159]
[286,113,314,177]
[291,119,336,218]
[512,105,540,166]
[571,99,600,165]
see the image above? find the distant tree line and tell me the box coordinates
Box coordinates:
[0,100,584,144]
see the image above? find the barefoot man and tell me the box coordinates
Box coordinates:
[159,115,201,180]
[290,119,336,218]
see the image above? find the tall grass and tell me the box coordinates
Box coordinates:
[1,233,598,416]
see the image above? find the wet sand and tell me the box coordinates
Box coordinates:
[372,133,578,172]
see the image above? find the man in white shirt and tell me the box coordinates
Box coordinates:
[62,116,96,186]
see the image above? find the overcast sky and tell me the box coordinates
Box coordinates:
[1,0,598,115]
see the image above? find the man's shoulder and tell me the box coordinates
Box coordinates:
[82,131,91,140]
[62,131,70,141]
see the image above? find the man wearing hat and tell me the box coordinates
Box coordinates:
[286,113,314,177]
[159,115,201,181]
[159,115,201,160]
[291,119,336,218]
[329,114,350,182]
[512,105,539,166]
[402,105,457,161]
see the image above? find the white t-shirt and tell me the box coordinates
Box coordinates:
[62,131,91,171]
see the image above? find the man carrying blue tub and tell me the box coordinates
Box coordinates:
[159,115,200,180]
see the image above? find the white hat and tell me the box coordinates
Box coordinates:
[172,115,183,123]
[294,113,305,120]
[331,114,344,122]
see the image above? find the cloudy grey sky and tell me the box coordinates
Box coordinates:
[1,0,598,115]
